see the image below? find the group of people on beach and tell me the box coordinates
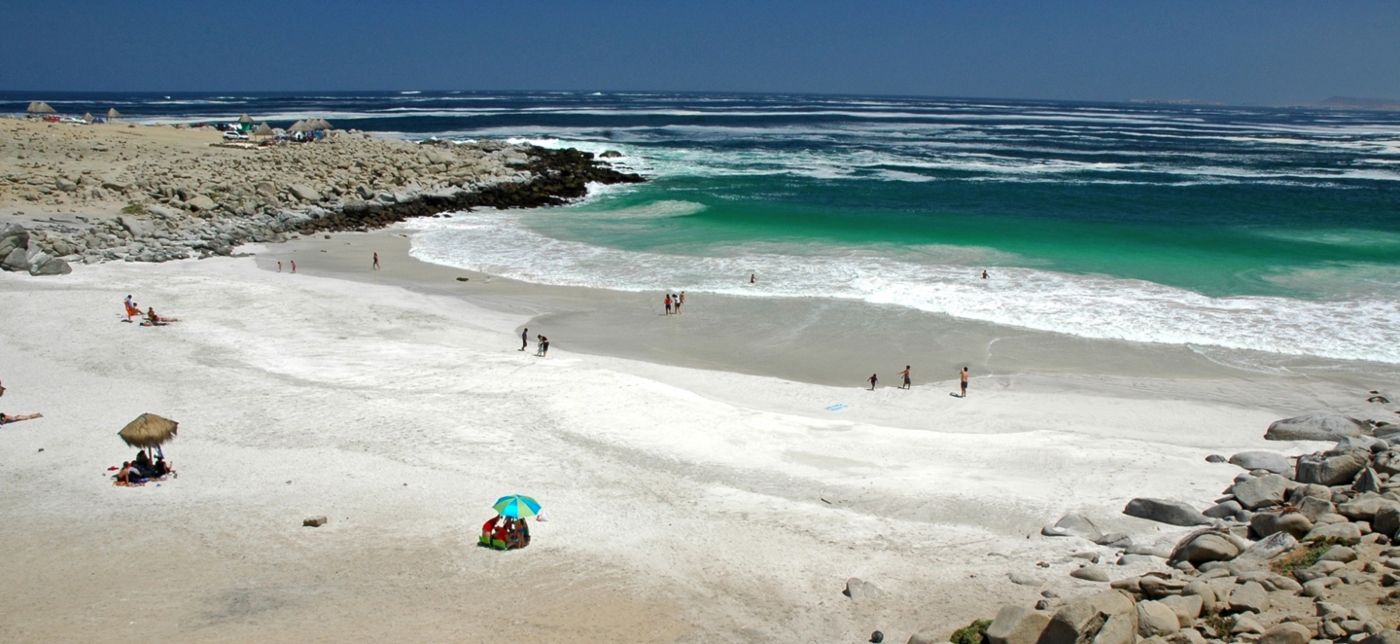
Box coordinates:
[113,448,175,486]
[481,515,531,550]
[664,291,686,315]
[277,260,297,273]
[124,295,179,326]
[868,366,970,397]
[519,328,550,356]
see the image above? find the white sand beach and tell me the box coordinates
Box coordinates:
[2,231,1389,642]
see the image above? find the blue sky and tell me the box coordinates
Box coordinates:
[2,0,1397,103]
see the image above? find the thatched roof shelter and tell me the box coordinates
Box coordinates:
[253,122,274,137]
[237,113,254,124]
[82,112,94,123]
[27,101,57,115]
[118,413,179,448]
[107,108,123,119]
[288,119,311,133]
[308,118,333,131]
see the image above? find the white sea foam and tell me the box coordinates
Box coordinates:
[406,210,1400,365]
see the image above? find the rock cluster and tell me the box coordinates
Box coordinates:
[0,121,643,270]
[948,410,1400,644]
[0,222,70,275]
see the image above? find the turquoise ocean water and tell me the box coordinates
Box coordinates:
[7,91,1397,364]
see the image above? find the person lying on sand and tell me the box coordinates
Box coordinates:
[141,307,180,326]
[0,412,42,426]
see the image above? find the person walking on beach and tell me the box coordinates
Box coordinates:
[535,335,545,356]
[900,365,911,389]
[277,261,283,273]
[373,252,380,270]
[520,328,529,352]
[868,373,878,390]
[959,367,969,398]
[677,291,685,314]
[542,337,550,357]
[290,260,297,274]
[665,293,673,315]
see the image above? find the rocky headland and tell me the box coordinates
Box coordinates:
[908,405,1400,644]
[0,117,641,274]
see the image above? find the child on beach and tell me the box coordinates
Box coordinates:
[868,373,878,390]
[665,294,672,315]
[900,366,911,389]
[124,295,140,322]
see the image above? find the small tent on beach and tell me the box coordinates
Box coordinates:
[27,101,57,115]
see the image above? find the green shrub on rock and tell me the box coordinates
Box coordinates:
[950,619,993,644]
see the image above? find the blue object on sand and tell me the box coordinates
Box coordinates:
[825,403,849,412]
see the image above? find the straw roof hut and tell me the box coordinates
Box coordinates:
[82,112,94,123]
[118,413,180,448]
[288,119,311,133]
[27,101,57,115]
[309,118,333,131]
[107,108,123,119]
[253,122,274,137]
[237,113,254,124]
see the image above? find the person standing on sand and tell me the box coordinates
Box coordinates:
[520,328,529,352]
[900,366,911,389]
[868,373,878,390]
[373,252,380,270]
[959,367,969,398]
[291,261,297,274]
[665,293,673,315]
[541,336,550,357]
[277,261,283,273]
[677,291,685,314]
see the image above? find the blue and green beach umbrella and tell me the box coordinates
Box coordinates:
[492,494,541,519]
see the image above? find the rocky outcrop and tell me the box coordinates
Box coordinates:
[0,132,645,268]
[1267,414,1369,442]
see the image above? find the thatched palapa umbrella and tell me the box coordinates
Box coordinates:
[308,118,333,131]
[118,413,179,449]
[82,112,94,123]
[288,119,311,133]
[253,122,274,137]
[107,107,123,120]
[27,101,57,115]
[237,113,254,124]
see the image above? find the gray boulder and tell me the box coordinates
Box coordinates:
[1136,601,1180,637]
[1042,513,1102,540]
[1338,496,1400,521]
[117,214,152,237]
[1259,623,1311,644]
[28,254,71,276]
[1041,590,1137,644]
[1297,496,1336,522]
[1361,633,1400,644]
[1231,474,1290,510]
[289,184,323,202]
[1169,530,1242,565]
[1238,532,1298,560]
[1123,498,1213,526]
[1267,414,1368,441]
[986,605,1051,644]
[1375,505,1400,538]
[1226,581,1271,614]
[1250,511,1312,539]
[1156,595,1203,628]
[1229,451,1293,475]
[186,194,217,212]
[1,246,29,272]
[1356,467,1383,494]
[1204,500,1243,519]
[0,223,28,259]
[1071,566,1110,582]
[1303,521,1363,545]
[1296,450,1369,486]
